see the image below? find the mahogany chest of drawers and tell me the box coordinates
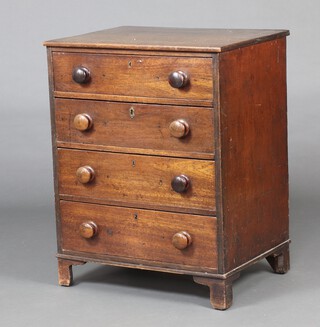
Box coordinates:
[44,26,290,310]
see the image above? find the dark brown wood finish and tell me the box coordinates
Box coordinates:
[212,53,225,274]
[218,38,289,272]
[45,27,290,310]
[58,149,215,215]
[194,273,240,310]
[52,52,213,105]
[266,243,290,274]
[54,91,213,107]
[57,240,289,280]
[60,201,218,269]
[46,48,64,254]
[55,98,214,159]
[50,47,213,57]
[44,26,289,52]
[57,258,86,286]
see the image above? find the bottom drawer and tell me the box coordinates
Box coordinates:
[60,201,218,270]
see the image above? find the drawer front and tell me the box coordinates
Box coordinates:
[52,52,213,105]
[58,149,215,215]
[55,98,214,159]
[60,201,218,270]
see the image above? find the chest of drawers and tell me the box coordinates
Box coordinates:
[44,26,290,310]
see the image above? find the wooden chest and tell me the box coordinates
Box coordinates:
[44,26,290,310]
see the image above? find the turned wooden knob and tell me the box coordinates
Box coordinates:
[73,114,93,131]
[171,175,190,193]
[76,166,95,184]
[168,71,189,88]
[72,66,91,84]
[172,231,192,250]
[169,119,190,138]
[79,221,98,239]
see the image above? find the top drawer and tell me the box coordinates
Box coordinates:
[52,52,213,106]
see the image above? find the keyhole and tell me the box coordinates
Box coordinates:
[129,107,135,119]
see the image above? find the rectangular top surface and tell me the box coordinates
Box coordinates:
[44,26,289,53]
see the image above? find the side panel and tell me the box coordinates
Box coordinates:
[46,48,62,253]
[219,38,289,272]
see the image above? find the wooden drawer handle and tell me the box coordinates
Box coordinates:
[169,119,190,138]
[73,113,93,131]
[72,66,91,84]
[168,71,189,88]
[76,166,95,184]
[79,221,98,239]
[171,175,190,193]
[172,231,192,250]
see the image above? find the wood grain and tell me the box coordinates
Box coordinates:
[46,48,64,253]
[45,27,290,310]
[54,91,213,107]
[194,273,240,310]
[48,46,213,57]
[55,98,214,159]
[57,240,289,279]
[44,26,289,53]
[57,258,86,286]
[56,143,214,160]
[60,201,218,269]
[58,149,215,215]
[266,243,290,274]
[217,38,289,272]
[52,52,213,104]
